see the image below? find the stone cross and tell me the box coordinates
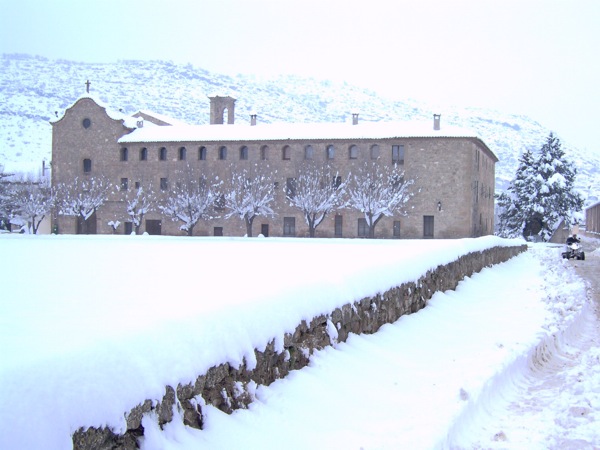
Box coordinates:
[85,80,91,93]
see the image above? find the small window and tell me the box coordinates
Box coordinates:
[179,147,187,161]
[120,178,128,191]
[304,145,314,160]
[393,220,401,238]
[140,147,148,161]
[135,181,141,189]
[358,218,369,238]
[160,177,168,191]
[392,144,405,165]
[286,178,296,199]
[159,147,167,161]
[261,145,269,161]
[423,215,434,238]
[283,217,296,237]
[83,158,92,173]
[332,176,342,189]
[199,146,207,160]
[326,145,335,160]
[370,144,380,160]
[124,222,133,235]
[282,145,291,160]
[82,118,91,129]
[334,215,343,237]
[219,146,227,160]
[120,147,128,162]
[349,145,358,160]
[240,146,249,160]
[214,227,224,237]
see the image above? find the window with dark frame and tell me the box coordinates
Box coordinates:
[334,215,343,237]
[392,144,405,165]
[282,145,291,160]
[261,145,269,160]
[393,220,401,238]
[120,178,128,191]
[199,146,207,160]
[160,177,168,191]
[286,177,297,199]
[120,147,128,162]
[82,118,91,129]
[219,146,227,160]
[349,145,358,159]
[305,145,314,160]
[358,218,368,237]
[159,147,167,161]
[140,147,148,161]
[83,158,92,173]
[332,175,342,189]
[283,217,296,236]
[370,144,380,160]
[124,222,133,235]
[240,146,249,160]
[179,147,187,161]
[326,144,335,160]
[423,215,434,238]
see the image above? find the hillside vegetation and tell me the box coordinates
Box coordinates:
[1,53,598,205]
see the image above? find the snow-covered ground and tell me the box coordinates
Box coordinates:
[0,235,598,449]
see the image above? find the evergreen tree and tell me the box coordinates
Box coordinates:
[497,133,583,241]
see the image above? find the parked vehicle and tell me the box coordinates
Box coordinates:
[562,235,585,260]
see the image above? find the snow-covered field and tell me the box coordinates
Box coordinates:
[0,235,598,449]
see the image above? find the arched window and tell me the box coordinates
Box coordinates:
[370,144,380,160]
[240,146,249,160]
[179,147,187,161]
[83,158,92,173]
[282,145,291,160]
[140,147,148,161]
[219,146,227,160]
[326,145,335,160]
[260,145,269,160]
[349,145,358,160]
[159,147,167,161]
[120,147,128,162]
[304,145,314,160]
[199,146,207,160]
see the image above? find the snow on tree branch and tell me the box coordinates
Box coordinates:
[56,176,114,233]
[346,162,414,238]
[223,163,276,237]
[287,162,347,237]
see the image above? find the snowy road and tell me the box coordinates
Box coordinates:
[448,235,600,449]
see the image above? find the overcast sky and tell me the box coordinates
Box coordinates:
[1,0,599,151]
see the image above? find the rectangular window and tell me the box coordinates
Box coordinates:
[334,215,343,237]
[286,177,296,199]
[124,222,133,235]
[358,218,368,238]
[261,224,269,237]
[327,145,335,160]
[214,227,223,236]
[140,147,148,161]
[83,158,92,173]
[370,145,380,160]
[199,146,207,160]
[283,217,296,237]
[332,175,342,189]
[160,177,168,191]
[423,215,434,238]
[179,147,187,161]
[393,220,401,238]
[135,181,141,189]
[240,146,249,160]
[159,147,167,161]
[120,178,128,191]
[392,144,405,164]
[120,147,128,162]
[282,146,291,160]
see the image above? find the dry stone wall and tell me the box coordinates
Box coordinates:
[73,244,527,450]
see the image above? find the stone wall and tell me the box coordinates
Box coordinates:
[72,244,526,450]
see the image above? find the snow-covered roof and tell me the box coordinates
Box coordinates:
[132,110,189,127]
[118,120,483,144]
[50,94,138,129]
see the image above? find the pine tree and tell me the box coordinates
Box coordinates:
[497,133,583,241]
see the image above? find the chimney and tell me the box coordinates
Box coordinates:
[250,114,257,126]
[433,114,441,131]
[352,113,359,125]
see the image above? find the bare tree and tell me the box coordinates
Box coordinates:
[56,176,114,234]
[126,185,156,234]
[224,164,277,237]
[10,178,53,234]
[346,162,414,238]
[159,167,219,236]
[287,162,348,237]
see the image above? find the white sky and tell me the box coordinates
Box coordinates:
[1,0,599,151]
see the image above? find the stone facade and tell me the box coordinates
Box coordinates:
[71,243,526,450]
[51,95,497,238]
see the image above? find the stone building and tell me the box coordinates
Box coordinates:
[51,93,497,238]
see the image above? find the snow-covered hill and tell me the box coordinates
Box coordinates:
[1,53,598,205]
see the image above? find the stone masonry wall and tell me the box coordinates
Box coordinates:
[72,244,527,450]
